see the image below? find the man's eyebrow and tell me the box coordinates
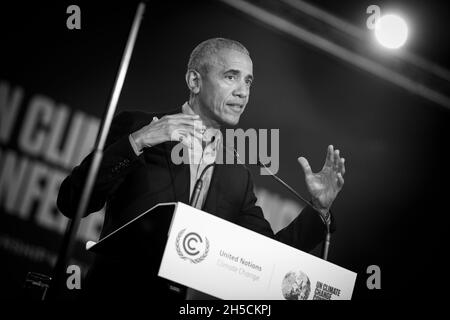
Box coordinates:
[224,69,241,75]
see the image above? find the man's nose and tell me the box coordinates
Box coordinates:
[233,81,249,98]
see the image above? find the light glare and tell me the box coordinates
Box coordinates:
[375,14,408,49]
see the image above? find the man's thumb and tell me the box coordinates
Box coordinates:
[297,157,312,176]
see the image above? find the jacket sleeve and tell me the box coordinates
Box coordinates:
[237,169,336,253]
[57,111,144,219]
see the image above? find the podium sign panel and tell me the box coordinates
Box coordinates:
[158,202,357,300]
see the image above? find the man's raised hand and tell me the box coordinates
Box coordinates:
[297,145,345,213]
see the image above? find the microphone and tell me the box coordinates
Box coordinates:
[190,180,203,208]
[226,146,331,260]
[189,163,215,208]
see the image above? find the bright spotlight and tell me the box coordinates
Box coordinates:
[375,14,408,49]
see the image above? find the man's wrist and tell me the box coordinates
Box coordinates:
[129,133,144,156]
[311,199,331,225]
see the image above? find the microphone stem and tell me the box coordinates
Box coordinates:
[258,160,331,261]
[322,223,331,261]
[258,160,311,207]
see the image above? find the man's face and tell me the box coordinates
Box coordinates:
[197,48,253,126]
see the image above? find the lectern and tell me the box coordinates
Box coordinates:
[88,202,356,300]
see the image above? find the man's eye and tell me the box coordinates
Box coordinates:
[246,80,253,86]
[226,75,236,80]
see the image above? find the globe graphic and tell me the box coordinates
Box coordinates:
[281,270,311,300]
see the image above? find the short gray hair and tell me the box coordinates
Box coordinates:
[187,38,250,74]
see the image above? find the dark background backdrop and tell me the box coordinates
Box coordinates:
[1,0,449,300]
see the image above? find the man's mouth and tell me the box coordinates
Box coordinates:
[226,103,243,112]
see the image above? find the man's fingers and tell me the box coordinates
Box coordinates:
[337,172,344,188]
[325,145,334,167]
[338,158,346,175]
[298,157,313,177]
[169,118,206,131]
[172,125,205,140]
[170,129,187,142]
[334,149,341,167]
[191,129,205,141]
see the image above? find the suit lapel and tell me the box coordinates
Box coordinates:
[164,141,190,204]
[202,164,221,214]
[159,106,191,204]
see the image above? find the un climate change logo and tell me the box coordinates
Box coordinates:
[281,270,311,300]
[175,229,209,264]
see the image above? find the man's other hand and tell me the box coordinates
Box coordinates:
[130,113,206,151]
[298,145,345,214]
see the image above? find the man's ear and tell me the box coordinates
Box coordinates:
[186,69,201,94]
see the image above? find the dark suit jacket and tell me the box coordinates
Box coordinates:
[57,108,334,299]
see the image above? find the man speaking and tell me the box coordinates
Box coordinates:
[57,38,346,300]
